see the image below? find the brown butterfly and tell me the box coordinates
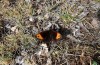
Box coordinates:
[36,28,71,42]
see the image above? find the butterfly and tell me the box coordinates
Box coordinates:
[36,28,71,42]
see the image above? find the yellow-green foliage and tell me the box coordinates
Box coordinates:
[0,0,32,20]
[0,0,34,64]
[94,0,100,2]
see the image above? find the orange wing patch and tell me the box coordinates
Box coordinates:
[56,32,62,40]
[36,34,44,40]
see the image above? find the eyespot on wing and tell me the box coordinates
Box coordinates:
[36,33,44,40]
[56,32,62,40]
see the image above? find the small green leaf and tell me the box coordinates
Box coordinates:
[92,61,98,65]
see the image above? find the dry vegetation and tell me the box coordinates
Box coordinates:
[0,0,100,65]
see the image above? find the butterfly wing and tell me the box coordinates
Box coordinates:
[36,30,51,42]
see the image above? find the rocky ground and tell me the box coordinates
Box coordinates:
[0,0,100,65]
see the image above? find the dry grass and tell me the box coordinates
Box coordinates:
[0,0,100,65]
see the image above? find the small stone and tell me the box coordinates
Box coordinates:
[29,16,33,22]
